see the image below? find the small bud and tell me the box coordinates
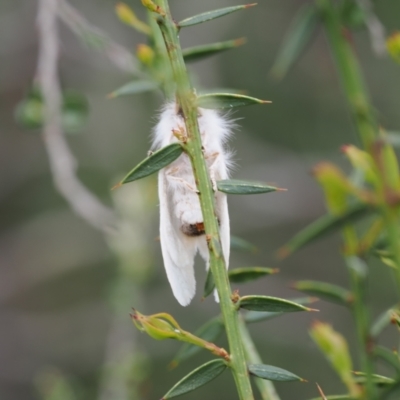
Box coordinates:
[131,310,180,340]
[310,322,362,398]
[116,3,151,35]
[231,289,240,303]
[141,0,165,16]
[137,44,155,66]
[387,32,400,64]
[313,163,353,214]
[131,309,230,360]
[116,3,137,26]
[171,125,187,143]
[341,144,379,187]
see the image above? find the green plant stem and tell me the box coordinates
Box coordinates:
[342,225,375,399]
[239,316,280,400]
[146,10,175,98]
[345,255,375,400]
[152,1,254,399]
[316,0,378,151]
[382,209,400,292]
[317,1,379,397]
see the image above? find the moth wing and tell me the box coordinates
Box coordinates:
[214,154,230,268]
[217,191,230,267]
[159,170,197,306]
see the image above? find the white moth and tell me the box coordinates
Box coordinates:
[152,103,232,306]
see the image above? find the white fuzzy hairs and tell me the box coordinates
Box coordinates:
[152,103,232,306]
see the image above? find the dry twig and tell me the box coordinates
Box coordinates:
[36,0,116,234]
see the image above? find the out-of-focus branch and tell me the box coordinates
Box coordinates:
[36,0,117,234]
[356,0,386,57]
[36,2,151,399]
[57,0,138,73]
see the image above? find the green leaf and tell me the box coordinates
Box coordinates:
[370,306,397,338]
[15,87,88,134]
[115,143,183,187]
[293,280,352,306]
[229,267,278,283]
[170,318,224,368]
[248,364,304,382]
[108,80,158,98]
[217,179,283,194]
[230,235,257,253]
[204,267,276,298]
[373,346,400,373]
[279,202,374,258]
[197,93,270,109]
[203,269,215,299]
[244,297,317,323]
[310,322,361,398]
[346,256,368,279]
[353,372,395,387]
[309,396,356,400]
[238,295,317,312]
[183,38,246,62]
[271,4,319,79]
[178,4,256,27]
[162,359,227,399]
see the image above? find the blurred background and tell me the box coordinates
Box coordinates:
[1,0,400,399]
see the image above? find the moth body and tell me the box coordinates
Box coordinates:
[152,103,232,306]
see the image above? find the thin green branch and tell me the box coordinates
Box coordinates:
[317,1,379,397]
[239,317,281,400]
[382,209,400,293]
[316,0,378,150]
[150,1,254,399]
[346,256,376,400]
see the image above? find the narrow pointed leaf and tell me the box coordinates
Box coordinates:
[203,269,215,299]
[217,179,282,194]
[199,87,246,95]
[162,359,227,399]
[238,295,317,312]
[373,346,400,373]
[370,307,397,338]
[204,266,276,297]
[170,318,224,367]
[198,93,270,109]
[230,235,257,253]
[279,202,374,258]
[248,364,304,382]
[293,280,353,306]
[353,372,395,386]
[178,4,256,28]
[183,38,246,62]
[108,80,158,98]
[116,143,183,186]
[310,322,361,398]
[244,297,317,323]
[229,267,278,283]
[309,396,356,400]
[271,4,319,79]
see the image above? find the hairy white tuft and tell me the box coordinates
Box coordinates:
[153,103,232,306]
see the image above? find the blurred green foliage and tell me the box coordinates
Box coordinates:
[2,0,400,399]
